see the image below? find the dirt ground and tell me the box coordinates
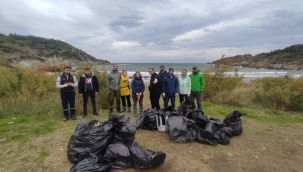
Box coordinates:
[1,109,303,172]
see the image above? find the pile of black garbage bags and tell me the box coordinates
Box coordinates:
[137,99,245,146]
[67,114,166,172]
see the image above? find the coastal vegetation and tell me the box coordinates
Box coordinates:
[0,63,302,171]
[211,44,303,70]
[0,33,110,68]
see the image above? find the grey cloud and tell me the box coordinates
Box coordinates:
[109,12,146,32]
[1,0,303,63]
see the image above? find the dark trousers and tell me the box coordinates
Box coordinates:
[109,90,120,110]
[83,91,97,115]
[133,96,143,113]
[61,92,75,118]
[179,94,189,104]
[150,90,160,110]
[191,91,202,110]
[121,95,131,107]
[164,96,176,110]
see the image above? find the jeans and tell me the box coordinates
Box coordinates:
[61,92,75,118]
[83,91,97,115]
[164,96,176,110]
[109,90,120,110]
[150,90,160,110]
[121,95,131,107]
[179,94,190,104]
[133,96,143,114]
[190,91,202,110]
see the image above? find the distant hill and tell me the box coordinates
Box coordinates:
[0,33,110,67]
[211,44,303,70]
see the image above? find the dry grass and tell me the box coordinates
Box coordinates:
[1,100,303,172]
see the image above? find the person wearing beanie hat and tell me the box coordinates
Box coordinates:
[158,65,168,106]
[162,68,179,110]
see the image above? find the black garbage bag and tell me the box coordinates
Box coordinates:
[109,114,137,144]
[196,122,218,146]
[196,128,218,146]
[186,110,208,129]
[104,143,133,169]
[167,115,198,142]
[178,98,196,115]
[168,110,183,116]
[128,142,166,169]
[137,108,158,130]
[67,120,113,163]
[221,126,233,137]
[209,117,224,130]
[70,153,112,172]
[214,127,232,145]
[223,111,245,136]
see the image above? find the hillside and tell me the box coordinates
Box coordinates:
[211,44,303,70]
[0,33,110,67]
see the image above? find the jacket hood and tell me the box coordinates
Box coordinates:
[193,70,200,75]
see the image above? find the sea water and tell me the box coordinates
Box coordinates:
[98,63,303,82]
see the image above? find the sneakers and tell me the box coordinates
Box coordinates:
[128,107,131,113]
[71,115,76,120]
[63,117,69,122]
[93,112,99,116]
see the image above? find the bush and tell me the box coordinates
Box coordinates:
[202,65,303,111]
[203,64,244,101]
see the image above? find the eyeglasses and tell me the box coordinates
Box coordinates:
[192,68,197,69]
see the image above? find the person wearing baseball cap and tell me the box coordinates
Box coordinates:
[162,68,179,110]
[189,66,205,111]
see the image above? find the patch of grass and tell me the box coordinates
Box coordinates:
[34,150,49,166]
[203,101,303,124]
[0,117,57,143]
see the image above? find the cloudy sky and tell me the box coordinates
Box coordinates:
[1,0,303,63]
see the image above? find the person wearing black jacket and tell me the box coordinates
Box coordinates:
[158,65,168,107]
[56,66,78,122]
[78,68,99,118]
[148,68,161,110]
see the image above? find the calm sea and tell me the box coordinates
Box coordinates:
[99,63,303,82]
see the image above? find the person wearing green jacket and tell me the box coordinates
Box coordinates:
[178,69,191,104]
[189,66,205,110]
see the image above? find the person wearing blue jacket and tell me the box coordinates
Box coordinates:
[162,68,179,110]
[131,71,145,117]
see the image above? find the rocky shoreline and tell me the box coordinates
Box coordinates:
[211,53,303,71]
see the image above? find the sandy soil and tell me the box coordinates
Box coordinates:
[1,113,303,172]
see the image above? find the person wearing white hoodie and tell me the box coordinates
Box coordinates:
[178,69,191,104]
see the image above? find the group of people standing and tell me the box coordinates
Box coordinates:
[147,65,204,111]
[107,64,145,117]
[56,64,204,122]
[56,67,100,122]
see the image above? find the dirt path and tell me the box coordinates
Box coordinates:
[1,116,303,172]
